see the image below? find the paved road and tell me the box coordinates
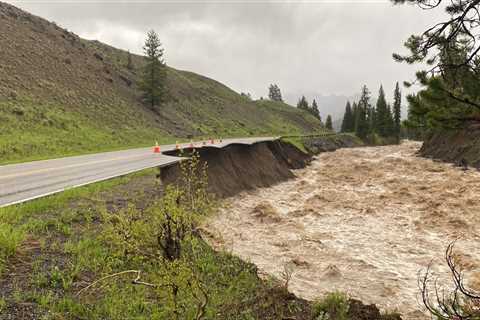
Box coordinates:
[0,137,276,207]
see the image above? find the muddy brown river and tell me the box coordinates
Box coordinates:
[205,141,480,319]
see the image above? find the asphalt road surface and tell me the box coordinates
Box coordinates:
[0,137,276,207]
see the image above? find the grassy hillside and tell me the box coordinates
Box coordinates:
[0,2,324,163]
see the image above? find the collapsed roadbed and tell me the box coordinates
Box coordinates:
[162,140,310,198]
[162,135,363,199]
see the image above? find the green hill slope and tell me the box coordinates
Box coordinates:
[0,2,324,163]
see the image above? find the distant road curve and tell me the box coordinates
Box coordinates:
[0,137,276,208]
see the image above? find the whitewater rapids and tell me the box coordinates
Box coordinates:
[204,141,480,319]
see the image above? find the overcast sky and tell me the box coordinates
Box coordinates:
[10,0,447,103]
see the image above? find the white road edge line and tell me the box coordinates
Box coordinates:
[0,158,184,208]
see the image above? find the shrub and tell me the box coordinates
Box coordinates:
[313,292,350,320]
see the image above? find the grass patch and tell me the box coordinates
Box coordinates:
[0,168,156,274]
[281,137,310,153]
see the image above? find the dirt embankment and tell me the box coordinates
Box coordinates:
[303,134,363,154]
[420,127,480,169]
[161,140,311,198]
[161,136,363,198]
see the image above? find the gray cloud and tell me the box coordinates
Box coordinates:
[10,0,448,106]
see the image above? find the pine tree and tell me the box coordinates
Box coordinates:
[268,84,283,102]
[311,99,321,120]
[127,50,134,70]
[140,30,167,110]
[241,92,252,100]
[268,84,275,100]
[375,85,388,136]
[297,95,309,110]
[386,103,395,137]
[341,101,354,132]
[352,101,358,127]
[325,115,333,130]
[355,85,371,140]
[393,82,402,143]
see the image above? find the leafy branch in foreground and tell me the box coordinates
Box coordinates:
[419,241,480,319]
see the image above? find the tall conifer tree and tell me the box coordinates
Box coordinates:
[311,99,321,120]
[356,85,371,139]
[325,115,333,130]
[297,96,309,110]
[375,85,388,136]
[341,101,354,132]
[140,30,167,110]
[268,84,283,102]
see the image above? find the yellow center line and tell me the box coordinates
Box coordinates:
[0,153,157,180]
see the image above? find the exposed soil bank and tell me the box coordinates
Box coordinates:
[303,134,363,154]
[205,141,480,320]
[161,136,363,198]
[420,127,480,169]
[161,140,311,198]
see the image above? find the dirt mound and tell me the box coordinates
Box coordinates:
[420,127,480,169]
[161,140,311,198]
[347,299,402,320]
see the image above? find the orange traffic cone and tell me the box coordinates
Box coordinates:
[153,141,161,153]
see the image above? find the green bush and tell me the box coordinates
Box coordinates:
[313,292,349,320]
